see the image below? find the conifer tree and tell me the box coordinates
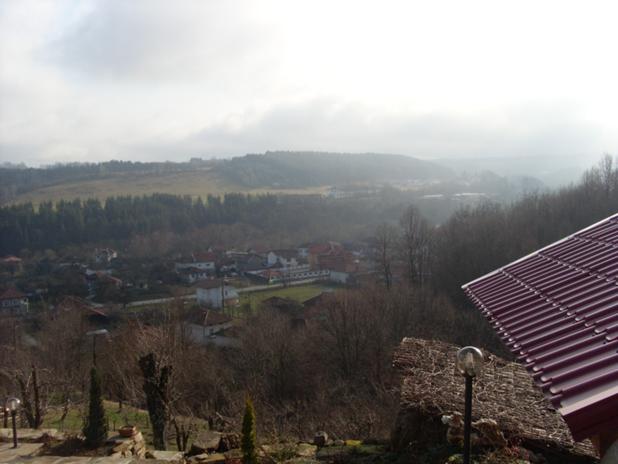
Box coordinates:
[241,396,258,464]
[83,366,108,448]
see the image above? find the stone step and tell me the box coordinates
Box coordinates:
[0,428,63,443]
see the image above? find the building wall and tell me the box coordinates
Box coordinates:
[0,298,28,316]
[196,286,239,308]
[329,270,349,284]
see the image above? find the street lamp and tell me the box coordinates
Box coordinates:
[86,329,109,366]
[6,397,20,448]
[455,346,484,464]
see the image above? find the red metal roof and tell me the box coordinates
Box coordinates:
[463,213,618,441]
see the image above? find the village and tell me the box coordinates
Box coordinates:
[0,240,377,347]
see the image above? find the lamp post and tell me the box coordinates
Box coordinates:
[6,397,20,448]
[86,329,109,366]
[455,346,484,464]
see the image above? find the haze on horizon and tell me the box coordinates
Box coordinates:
[1,0,617,167]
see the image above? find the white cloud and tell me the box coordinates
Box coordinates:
[1,0,617,165]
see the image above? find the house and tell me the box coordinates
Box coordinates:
[308,242,345,270]
[177,267,210,284]
[266,250,299,268]
[195,279,239,309]
[246,266,329,284]
[463,213,618,457]
[235,253,266,273]
[246,269,284,285]
[54,295,109,324]
[175,252,217,273]
[94,248,118,264]
[0,288,29,316]
[297,247,309,258]
[96,271,123,288]
[185,309,239,347]
[187,309,233,338]
[0,256,23,275]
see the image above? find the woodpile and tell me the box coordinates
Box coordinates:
[392,337,598,463]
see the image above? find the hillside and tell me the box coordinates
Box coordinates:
[218,151,454,188]
[0,152,453,204]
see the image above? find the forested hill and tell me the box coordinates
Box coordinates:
[0,152,453,204]
[218,151,454,187]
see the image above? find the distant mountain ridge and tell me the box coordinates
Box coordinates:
[0,152,454,204]
[218,151,454,188]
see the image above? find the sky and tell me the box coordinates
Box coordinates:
[1,0,617,166]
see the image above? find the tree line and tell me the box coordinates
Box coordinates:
[0,192,411,255]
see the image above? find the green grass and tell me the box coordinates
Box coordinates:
[241,284,331,311]
[42,400,208,448]
[43,400,150,435]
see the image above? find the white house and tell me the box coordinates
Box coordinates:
[329,270,351,284]
[94,248,118,264]
[175,252,217,272]
[186,309,233,337]
[196,279,239,309]
[0,288,28,316]
[267,250,299,268]
[178,267,210,284]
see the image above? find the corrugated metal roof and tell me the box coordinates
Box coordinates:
[463,213,618,441]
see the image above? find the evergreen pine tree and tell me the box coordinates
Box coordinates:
[83,366,108,448]
[241,396,258,464]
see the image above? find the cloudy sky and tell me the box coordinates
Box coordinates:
[1,0,617,166]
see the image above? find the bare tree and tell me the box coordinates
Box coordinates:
[374,223,397,290]
[399,206,432,286]
[139,352,172,450]
[15,365,47,429]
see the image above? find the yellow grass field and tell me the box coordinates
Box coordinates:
[9,169,329,205]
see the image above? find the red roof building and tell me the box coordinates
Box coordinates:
[463,213,618,451]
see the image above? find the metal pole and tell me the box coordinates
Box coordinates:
[11,411,17,448]
[463,374,473,464]
[3,407,7,428]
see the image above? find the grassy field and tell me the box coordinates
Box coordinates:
[43,400,208,447]
[240,283,333,311]
[9,169,329,205]
[43,400,150,435]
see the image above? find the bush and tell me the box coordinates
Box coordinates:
[241,396,258,464]
[83,367,108,448]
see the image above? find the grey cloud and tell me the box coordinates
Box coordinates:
[43,1,272,80]
[173,99,605,161]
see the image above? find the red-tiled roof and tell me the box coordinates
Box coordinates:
[463,213,618,441]
[193,251,217,262]
[0,288,26,300]
[308,242,343,256]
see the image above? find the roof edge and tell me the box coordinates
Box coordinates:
[461,212,618,290]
